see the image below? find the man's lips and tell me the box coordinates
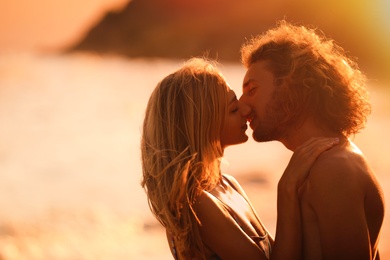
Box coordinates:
[247,114,254,123]
[249,118,256,129]
[247,115,255,129]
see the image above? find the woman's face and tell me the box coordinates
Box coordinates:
[220,89,251,149]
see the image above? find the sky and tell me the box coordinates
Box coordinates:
[0,0,130,52]
[0,0,389,82]
[0,0,389,54]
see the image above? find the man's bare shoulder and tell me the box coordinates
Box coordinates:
[304,140,370,197]
[311,139,369,176]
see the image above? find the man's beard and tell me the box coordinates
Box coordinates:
[252,113,287,142]
[252,96,298,143]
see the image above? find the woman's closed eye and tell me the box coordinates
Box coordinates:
[228,94,239,113]
[230,106,239,113]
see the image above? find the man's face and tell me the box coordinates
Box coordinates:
[240,60,285,142]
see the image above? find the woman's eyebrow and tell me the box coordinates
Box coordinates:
[229,94,237,104]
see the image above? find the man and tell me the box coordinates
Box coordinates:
[239,21,385,259]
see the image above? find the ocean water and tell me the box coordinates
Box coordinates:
[0,52,389,259]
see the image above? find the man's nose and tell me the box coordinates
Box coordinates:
[239,101,252,117]
[239,93,248,103]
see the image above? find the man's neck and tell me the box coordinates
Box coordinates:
[279,120,344,152]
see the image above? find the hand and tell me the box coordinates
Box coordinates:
[278,137,339,195]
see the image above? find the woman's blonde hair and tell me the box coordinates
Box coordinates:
[141,58,229,258]
[241,20,371,136]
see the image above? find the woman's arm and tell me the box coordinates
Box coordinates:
[195,191,269,260]
[271,137,339,260]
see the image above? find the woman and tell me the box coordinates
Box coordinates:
[141,58,338,259]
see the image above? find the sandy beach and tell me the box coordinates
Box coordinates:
[0,53,389,259]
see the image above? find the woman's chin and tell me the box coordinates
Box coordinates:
[238,135,249,144]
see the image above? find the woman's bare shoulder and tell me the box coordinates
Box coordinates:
[222,174,247,195]
[222,174,240,186]
[194,190,228,217]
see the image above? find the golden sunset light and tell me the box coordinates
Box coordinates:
[0,0,129,51]
[0,0,389,259]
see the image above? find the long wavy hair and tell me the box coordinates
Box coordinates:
[141,58,229,258]
[241,20,371,137]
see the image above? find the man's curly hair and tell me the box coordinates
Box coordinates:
[241,20,371,137]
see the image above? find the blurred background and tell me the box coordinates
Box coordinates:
[0,0,389,259]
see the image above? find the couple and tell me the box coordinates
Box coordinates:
[141,21,384,259]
